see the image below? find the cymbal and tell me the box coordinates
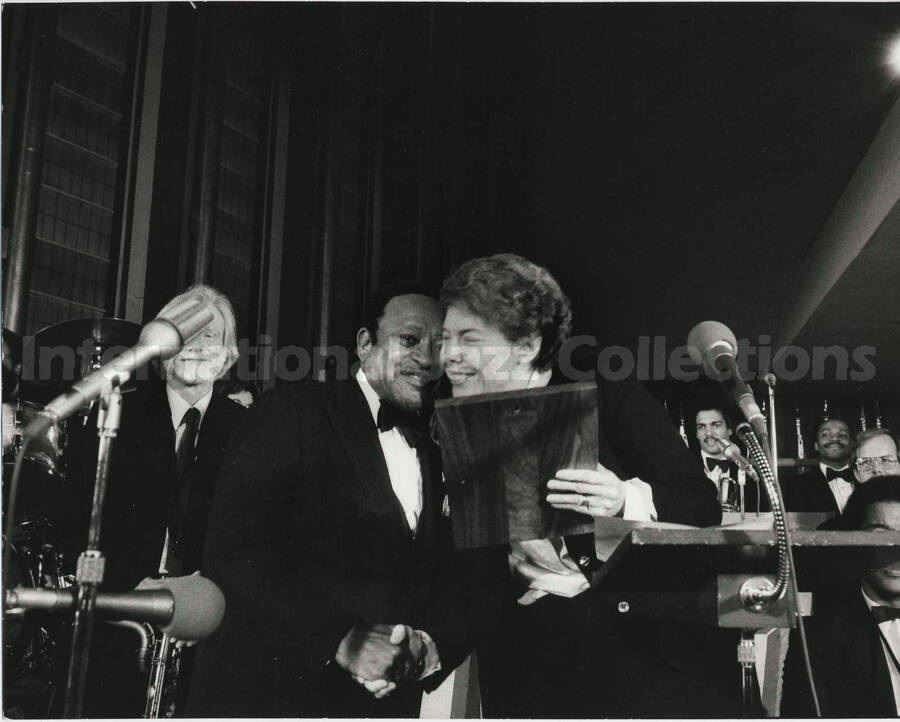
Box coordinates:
[33,317,141,351]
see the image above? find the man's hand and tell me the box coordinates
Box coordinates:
[337,624,427,698]
[546,462,627,518]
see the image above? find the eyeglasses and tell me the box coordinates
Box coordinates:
[856,455,900,471]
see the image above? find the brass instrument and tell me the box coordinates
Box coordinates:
[678,404,689,447]
[143,627,182,718]
[795,407,807,475]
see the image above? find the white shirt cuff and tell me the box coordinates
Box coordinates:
[415,629,442,680]
[594,478,658,562]
[621,477,658,522]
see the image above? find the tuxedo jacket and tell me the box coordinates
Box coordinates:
[781,587,897,717]
[695,452,770,514]
[186,379,470,718]
[67,381,246,590]
[783,465,841,515]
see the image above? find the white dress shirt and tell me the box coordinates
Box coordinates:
[701,449,730,499]
[820,462,854,513]
[862,588,900,714]
[355,369,423,532]
[354,369,440,676]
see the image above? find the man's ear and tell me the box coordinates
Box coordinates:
[356,327,374,360]
[513,335,541,368]
[853,467,862,484]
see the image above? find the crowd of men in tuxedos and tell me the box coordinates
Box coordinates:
[694,403,900,524]
[47,257,900,719]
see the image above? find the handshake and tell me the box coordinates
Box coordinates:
[335,623,432,699]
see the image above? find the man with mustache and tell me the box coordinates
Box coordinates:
[695,406,766,514]
[188,286,469,717]
[785,416,856,517]
[781,475,900,717]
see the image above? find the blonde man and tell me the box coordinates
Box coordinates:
[66,284,246,718]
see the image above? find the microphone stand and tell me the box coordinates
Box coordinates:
[736,422,822,717]
[63,380,124,717]
[765,375,779,488]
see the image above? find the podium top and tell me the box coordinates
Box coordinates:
[595,528,900,593]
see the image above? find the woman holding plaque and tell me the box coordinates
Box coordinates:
[438,254,728,718]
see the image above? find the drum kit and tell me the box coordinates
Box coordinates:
[2,317,141,717]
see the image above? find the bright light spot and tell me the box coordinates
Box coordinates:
[889,36,900,77]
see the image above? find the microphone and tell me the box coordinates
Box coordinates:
[5,575,226,641]
[24,296,215,436]
[714,438,759,482]
[686,321,768,444]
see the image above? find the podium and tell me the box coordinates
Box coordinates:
[594,528,900,627]
[593,527,900,716]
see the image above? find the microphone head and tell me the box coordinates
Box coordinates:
[136,319,184,361]
[686,321,739,380]
[158,575,226,641]
[763,373,777,388]
[156,296,216,347]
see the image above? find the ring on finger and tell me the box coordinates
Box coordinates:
[582,496,592,509]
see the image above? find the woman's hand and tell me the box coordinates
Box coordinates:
[546,462,626,518]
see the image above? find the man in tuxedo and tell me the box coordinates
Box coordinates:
[62,285,246,717]
[187,287,470,717]
[694,407,766,514]
[855,429,900,484]
[785,416,856,516]
[781,474,900,717]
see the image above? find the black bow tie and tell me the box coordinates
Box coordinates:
[706,457,731,473]
[377,402,425,448]
[825,467,855,484]
[871,606,900,624]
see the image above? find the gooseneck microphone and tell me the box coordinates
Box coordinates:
[23,295,215,437]
[686,321,769,447]
[5,575,225,641]
[715,438,759,481]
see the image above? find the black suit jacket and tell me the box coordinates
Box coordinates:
[67,381,245,589]
[552,377,722,577]
[57,382,244,717]
[187,379,470,718]
[783,465,842,515]
[781,587,897,717]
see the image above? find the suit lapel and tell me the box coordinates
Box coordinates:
[194,394,226,475]
[326,381,411,533]
[415,440,441,553]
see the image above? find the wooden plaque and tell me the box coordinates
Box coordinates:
[434,381,598,549]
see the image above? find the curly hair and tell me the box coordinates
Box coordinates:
[439,253,572,371]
